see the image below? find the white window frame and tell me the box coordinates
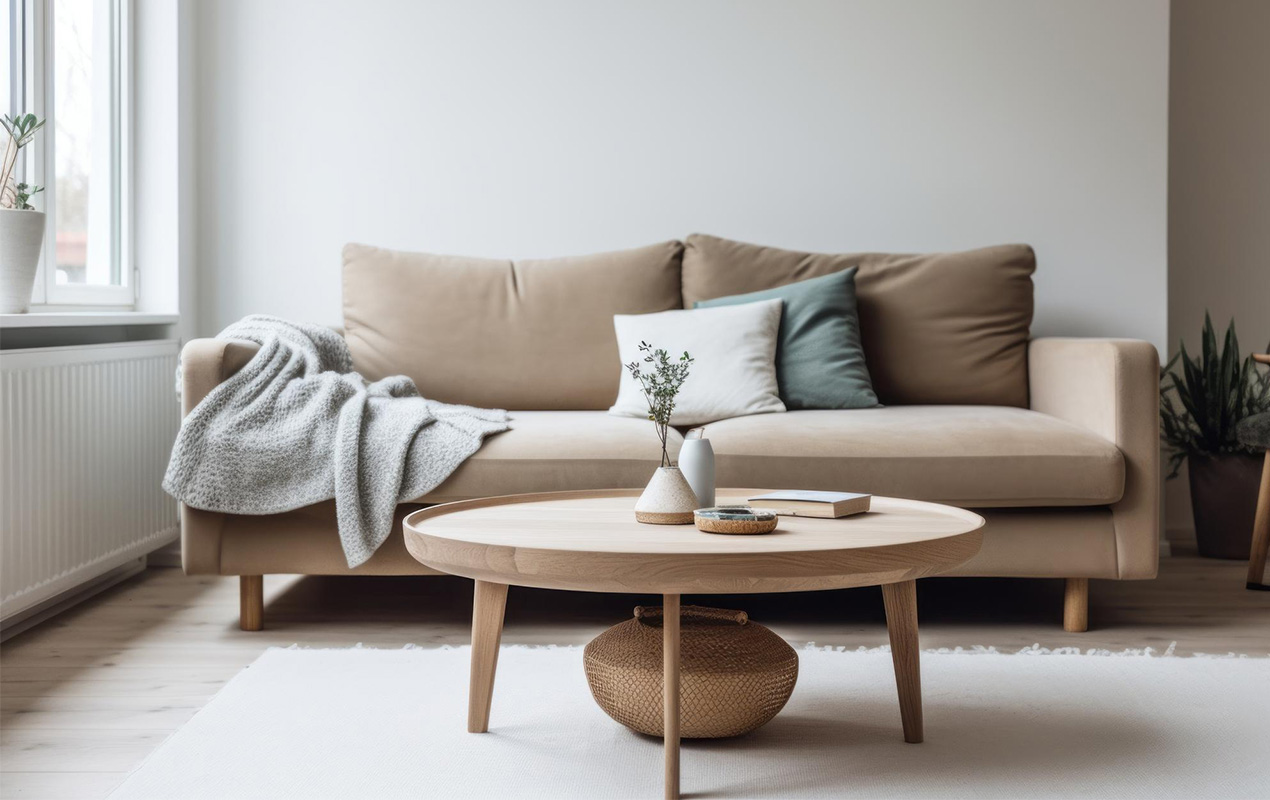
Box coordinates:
[11,0,133,309]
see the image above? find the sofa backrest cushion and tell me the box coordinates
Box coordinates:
[343,241,684,410]
[681,234,1035,407]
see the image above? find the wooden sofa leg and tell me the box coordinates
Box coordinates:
[240,575,264,631]
[1063,578,1089,632]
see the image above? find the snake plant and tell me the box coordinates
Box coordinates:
[1160,314,1270,478]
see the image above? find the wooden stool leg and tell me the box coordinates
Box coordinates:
[1247,451,1270,590]
[663,593,681,800]
[882,580,923,744]
[468,580,508,733]
[239,575,263,631]
[1064,578,1089,632]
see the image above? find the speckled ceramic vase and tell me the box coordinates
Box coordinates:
[634,466,698,525]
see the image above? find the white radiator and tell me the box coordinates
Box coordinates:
[1,340,181,623]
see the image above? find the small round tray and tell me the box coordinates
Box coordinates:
[693,506,779,535]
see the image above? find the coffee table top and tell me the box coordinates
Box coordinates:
[403,489,984,595]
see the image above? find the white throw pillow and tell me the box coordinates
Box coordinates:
[609,299,786,426]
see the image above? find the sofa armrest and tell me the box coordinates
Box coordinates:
[1028,337,1160,579]
[179,338,260,575]
[180,338,262,416]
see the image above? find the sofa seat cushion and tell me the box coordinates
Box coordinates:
[705,407,1124,507]
[417,411,679,503]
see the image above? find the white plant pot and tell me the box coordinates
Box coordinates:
[0,209,45,313]
[634,466,699,525]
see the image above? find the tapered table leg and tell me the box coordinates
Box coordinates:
[664,593,681,800]
[468,580,508,733]
[1246,451,1270,590]
[882,580,923,743]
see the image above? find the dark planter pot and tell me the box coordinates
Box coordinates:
[1188,453,1263,559]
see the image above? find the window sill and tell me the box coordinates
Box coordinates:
[0,312,179,329]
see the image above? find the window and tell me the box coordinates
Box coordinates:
[6,0,131,307]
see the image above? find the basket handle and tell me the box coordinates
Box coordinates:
[634,605,748,625]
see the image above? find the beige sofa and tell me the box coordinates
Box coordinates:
[180,235,1160,633]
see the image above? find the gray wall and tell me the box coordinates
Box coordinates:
[193,0,1170,353]
[1166,0,1270,541]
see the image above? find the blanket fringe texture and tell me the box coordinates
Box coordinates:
[163,315,509,567]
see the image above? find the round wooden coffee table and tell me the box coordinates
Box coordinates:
[403,489,984,800]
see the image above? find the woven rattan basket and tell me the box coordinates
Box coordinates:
[583,605,798,739]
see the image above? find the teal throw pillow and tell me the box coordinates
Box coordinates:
[695,268,877,409]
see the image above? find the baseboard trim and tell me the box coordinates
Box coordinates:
[0,557,147,641]
[145,539,183,568]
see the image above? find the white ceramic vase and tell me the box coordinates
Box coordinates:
[634,466,698,525]
[678,437,716,509]
[0,209,46,313]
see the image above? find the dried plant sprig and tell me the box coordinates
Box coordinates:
[625,341,694,468]
[1160,313,1270,478]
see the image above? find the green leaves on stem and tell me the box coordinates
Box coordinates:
[624,341,694,468]
[2,113,48,211]
[13,182,43,211]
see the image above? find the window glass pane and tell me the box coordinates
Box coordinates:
[52,0,116,286]
[2,7,12,115]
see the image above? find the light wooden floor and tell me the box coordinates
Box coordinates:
[1,551,1266,800]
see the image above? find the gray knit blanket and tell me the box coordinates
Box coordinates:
[162,315,509,567]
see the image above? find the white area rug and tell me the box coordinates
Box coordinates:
[110,645,1270,799]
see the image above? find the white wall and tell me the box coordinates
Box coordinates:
[1165,0,1270,542]
[1169,1,1270,355]
[194,0,1169,349]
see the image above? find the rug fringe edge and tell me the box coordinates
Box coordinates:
[262,642,1268,659]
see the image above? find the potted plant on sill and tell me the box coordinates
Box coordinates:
[625,341,697,524]
[1,113,48,314]
[1161,314,1270,558]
